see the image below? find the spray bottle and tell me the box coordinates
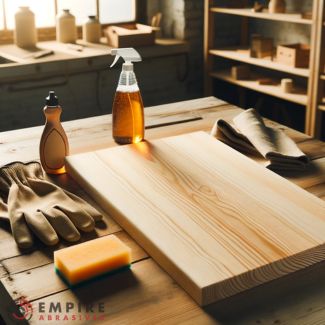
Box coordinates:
[110,48,144,144]
[39,91,69,174]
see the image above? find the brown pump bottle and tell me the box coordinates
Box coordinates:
[39,91,69,174]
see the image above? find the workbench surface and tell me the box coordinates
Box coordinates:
[0,97,324,324]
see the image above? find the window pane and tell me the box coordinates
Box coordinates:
[0,1,4,29]
[57,0,96,25]
[5,0,55,29]
[99,0,135,24]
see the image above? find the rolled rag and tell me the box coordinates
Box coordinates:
[211,108,309,171]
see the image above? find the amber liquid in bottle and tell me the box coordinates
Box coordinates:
[113,90,144,144]
[112,64,144,144]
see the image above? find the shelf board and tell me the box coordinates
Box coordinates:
[211,70,307,106]
[209,48,310,78]
[210,7,313,25]
[319,105,325,111]
[321,75,325,81]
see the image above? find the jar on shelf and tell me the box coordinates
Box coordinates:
[14,6,37,49]
[268,0,286,13]
[82,16,101,43]
[56,9,77,43]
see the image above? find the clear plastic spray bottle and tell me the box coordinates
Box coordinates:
[110,48,144,144]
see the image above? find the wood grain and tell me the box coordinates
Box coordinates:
[1,97,325,324]
[1,231,145,276]
[1,232,147,302]
[29,259,219,325]
[66,131,325,306]
[0,264,8,278]
[306,183,325,201]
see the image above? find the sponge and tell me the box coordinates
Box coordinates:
[54,235,131,286]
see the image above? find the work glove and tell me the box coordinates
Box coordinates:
[0,194,8,223]
[0,161,102,249]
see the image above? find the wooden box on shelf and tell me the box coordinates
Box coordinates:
[105,23,156,48]
[231,65,250,80]
[276,43,310,68]
[250,35,274,59]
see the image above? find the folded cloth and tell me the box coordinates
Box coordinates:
[211,108,309,171]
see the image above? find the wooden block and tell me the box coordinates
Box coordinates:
[277,43,310,68]
[268,0,286,13]
[231,65,250,80]
[301,11,313,19]
[66,132,325,306]
[252,2,264,12]
[258,78,279,85]
[250,35,273,58]
[105,23,155,48]
[281,78,293,93]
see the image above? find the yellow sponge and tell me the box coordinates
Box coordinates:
[54,235,131,286]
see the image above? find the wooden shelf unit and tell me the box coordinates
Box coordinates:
[308,0,325,137]
[209,48,309,77]
[210,8,313,25]
[204,0,324,137]
[211,70,307,106]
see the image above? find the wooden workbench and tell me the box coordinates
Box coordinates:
[0,97,324,324]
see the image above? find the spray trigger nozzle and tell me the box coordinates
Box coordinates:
[110,55,120,68]
[110,48,142,68]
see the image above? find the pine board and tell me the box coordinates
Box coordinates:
[66,131,325,306]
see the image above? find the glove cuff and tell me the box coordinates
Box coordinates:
[0,161,44,195]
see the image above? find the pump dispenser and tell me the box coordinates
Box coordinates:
[39,91,69,174]
[110,48,144,144]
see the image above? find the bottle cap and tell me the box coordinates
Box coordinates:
[46,91,59,106]
[122,62,134,71]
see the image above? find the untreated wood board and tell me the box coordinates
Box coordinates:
[66,131,325,306]
[2,231,146,275]
[29,259,219,325]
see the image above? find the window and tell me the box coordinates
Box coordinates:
[99,0,135,24]
[57,0,97,25]
[4,0,56,28]
[0,0,136,31]
[0,1,4,29]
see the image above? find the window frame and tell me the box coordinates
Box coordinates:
[0,0,144,45]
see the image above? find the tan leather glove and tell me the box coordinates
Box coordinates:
[0,161,102,249]
[0,194,8,223]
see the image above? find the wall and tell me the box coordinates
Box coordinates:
[211,0,314,131]
[147,0,204,99]
[0,0,205,132]
[0,52,190,131]
[251,0,312,46]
